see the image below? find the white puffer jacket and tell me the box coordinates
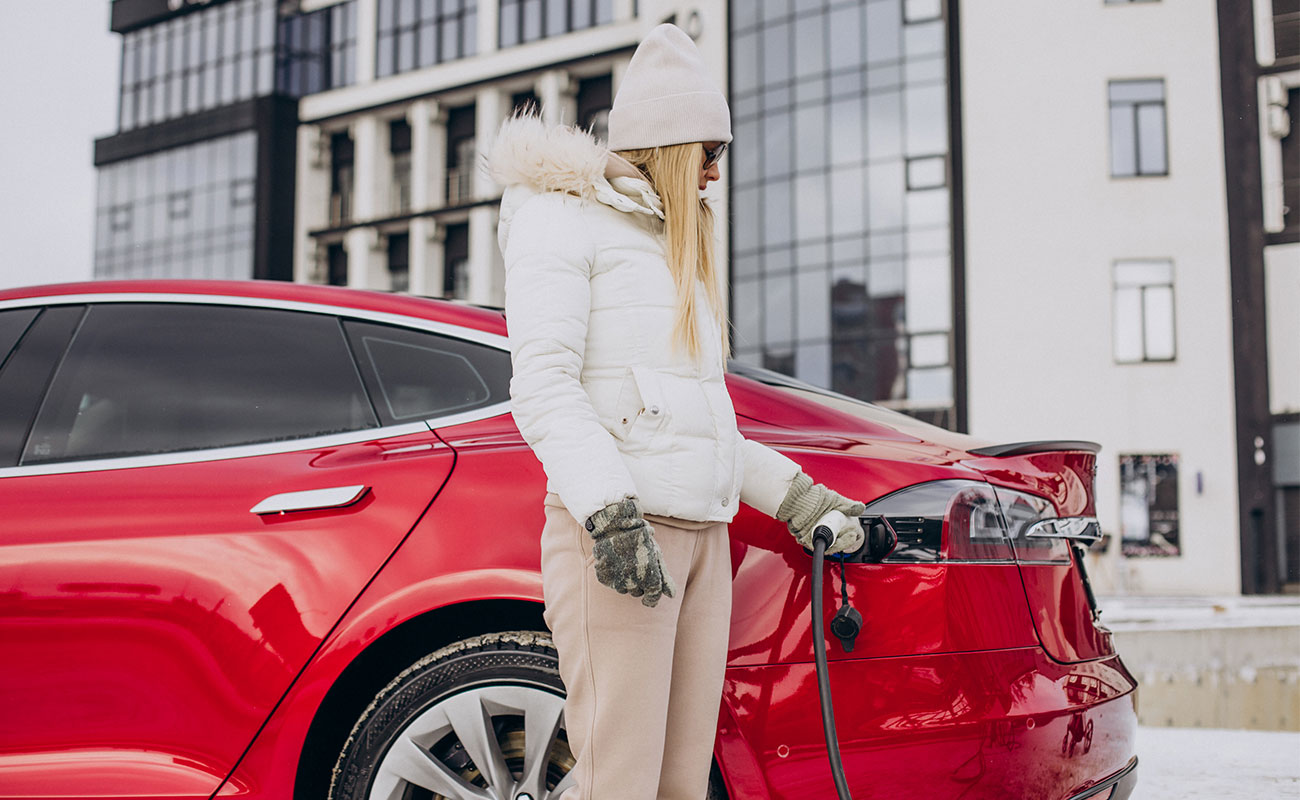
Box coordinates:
[489,116,801,525]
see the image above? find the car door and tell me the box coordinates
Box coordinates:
[0,300,459,799]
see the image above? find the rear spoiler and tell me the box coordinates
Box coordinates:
[966,440,1102,457]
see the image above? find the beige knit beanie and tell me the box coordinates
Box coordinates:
[606,23,732,151]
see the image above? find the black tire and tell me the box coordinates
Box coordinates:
[328,631,572,800]
[327,629,731,800]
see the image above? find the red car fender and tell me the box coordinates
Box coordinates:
[214,567,546,799]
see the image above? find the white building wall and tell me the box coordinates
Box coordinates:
[960,1,1241,594]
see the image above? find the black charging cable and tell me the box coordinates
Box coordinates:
[811,523,856,800]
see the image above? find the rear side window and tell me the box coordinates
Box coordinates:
[0,308,40,370]
[343,319,511,426]
[22,303,379,464]
[0,306,85,467]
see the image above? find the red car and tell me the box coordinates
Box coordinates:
[0,280,1137,800]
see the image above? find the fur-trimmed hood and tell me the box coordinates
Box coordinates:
[486,115,664,251]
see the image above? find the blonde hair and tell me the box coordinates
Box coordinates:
[615,142,728,362]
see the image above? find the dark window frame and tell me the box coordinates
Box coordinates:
[443,221,470,298]
[498,0,611,49]
[387,231,411,292]
[118,0,282,130]
[576,73,613,140]
[376,0,477,79]
[277,1,359,97]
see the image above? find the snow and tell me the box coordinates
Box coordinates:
[1132,725,1300,798]
[1097,595,1300,633]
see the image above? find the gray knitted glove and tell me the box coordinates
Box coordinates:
[776,472,867,555]
[584,498,677,608]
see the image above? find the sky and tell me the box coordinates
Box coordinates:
[0,3,120,291]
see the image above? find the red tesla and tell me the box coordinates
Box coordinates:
[0,280,1137,799]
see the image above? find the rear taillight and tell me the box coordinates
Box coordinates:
[993,486,1072,564]
[844,480,1014,563]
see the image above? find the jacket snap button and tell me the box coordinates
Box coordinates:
[721,498,729,506]
[650,405,660,415]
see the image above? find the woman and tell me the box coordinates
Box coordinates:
[489,23,868,799]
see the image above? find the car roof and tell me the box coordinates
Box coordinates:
[0,279,508,337]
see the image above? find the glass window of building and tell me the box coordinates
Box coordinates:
[1274,0,1300,65]
[446,104,477,205]
[443,222,470,298]
[1109,79,1168,177]
[277,1,359,96]
[577,74,613,141]
[118,0,280,131]
[1281,86,1300,238]
[327,243,349,286]
[94,131,259,281]
[1113,259,1176,363]
[729,0,955,426]
[331,131,355,225]
[376,0,477,78]
[390,118,413,214]
[499,0,613,48]
[387,232,411,292]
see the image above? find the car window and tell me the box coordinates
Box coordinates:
[0,308,40,371]
[343,319,511,426]
[22,303,379,464]
[0,306,85,467]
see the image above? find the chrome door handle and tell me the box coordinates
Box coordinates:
[250,485,370,515]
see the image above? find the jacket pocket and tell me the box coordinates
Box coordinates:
[609,366,666,446]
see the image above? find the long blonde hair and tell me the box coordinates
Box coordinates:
[615,143,728,362]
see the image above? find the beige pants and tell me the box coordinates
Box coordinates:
[540,494,732,800]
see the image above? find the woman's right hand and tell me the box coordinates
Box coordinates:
[584,498,677,608]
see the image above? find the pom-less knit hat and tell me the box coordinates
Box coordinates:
[606,23,732,151]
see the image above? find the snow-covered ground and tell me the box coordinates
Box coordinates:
[1133,725,1300,798]
[1097,595,1300,632]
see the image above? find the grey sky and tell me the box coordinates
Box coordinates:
[0,3,120,291]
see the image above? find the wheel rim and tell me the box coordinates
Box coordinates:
[367,684,577,800]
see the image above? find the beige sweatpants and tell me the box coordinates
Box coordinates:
[540,493,733,800]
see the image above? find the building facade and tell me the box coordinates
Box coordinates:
[727,0,961,430]
[960,0,1299,595]
[1254,0,1300,594]
[94,0,362,281]
[94,0,1298,595]
[289,0,730,305]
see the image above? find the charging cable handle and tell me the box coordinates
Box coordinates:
[811,510,855,800]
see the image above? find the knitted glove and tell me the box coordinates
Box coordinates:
[776,472,867,555]
[584,497,677,608]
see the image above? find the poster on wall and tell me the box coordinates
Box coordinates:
[1120,453,1180,557]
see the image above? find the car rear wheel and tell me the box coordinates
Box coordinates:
[327,629,731,800]
[328,631,576,800]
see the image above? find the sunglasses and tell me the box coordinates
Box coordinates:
[702,142,728,170]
